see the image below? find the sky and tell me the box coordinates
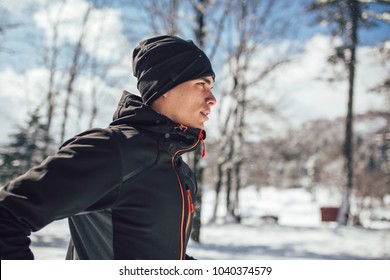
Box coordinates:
[268,35,388,126]
[0,0,389,145]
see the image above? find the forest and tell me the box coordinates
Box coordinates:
[0,0,389,245]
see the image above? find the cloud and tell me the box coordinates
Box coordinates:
[267,35,387,126]
[0,0,45,14]
[0,68,38,142]
[33,0,130,62]
[0,65,126,145]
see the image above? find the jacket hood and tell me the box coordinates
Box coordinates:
[110,91,206,153]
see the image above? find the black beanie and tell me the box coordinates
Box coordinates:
[133,35,215,105]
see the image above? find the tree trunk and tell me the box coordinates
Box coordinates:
[233,160,242,222]
[190,0,209,243]
[232,86,246,223]
[89,82,98,128]
[211,160,224,223]
[338,0,359,226]
[226,166,233,219]
[225,134,236,221]
[60,5,91,143]
[43,29,59,153]
[42,1,66,152]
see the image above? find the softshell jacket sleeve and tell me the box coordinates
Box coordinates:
[0,129,122,259]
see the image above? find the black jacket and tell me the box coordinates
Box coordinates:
[0,91,204,260]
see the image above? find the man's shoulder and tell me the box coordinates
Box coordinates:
[59,127,118,149]
[110,125,160,173]
[68,126,142,143]
[109,125,159,150]
[109,125,140,140]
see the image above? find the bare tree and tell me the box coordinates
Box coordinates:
[133,0,181,36]
[60,3,92,143]
[211,0,292,223]
[307,0,390,225]
[189,0,211,243]
[41,0,66,153]
[0,0,23,44]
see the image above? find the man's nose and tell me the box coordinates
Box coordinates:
[207,92,217,106]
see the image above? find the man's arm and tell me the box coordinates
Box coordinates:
[0,128,122,259]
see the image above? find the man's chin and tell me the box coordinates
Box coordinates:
[196,122,205,130]
[184,119,205,130]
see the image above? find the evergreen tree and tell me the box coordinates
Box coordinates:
[0,110,51,184]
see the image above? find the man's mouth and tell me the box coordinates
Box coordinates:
[201,110,210,120]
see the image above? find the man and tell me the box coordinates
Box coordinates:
[0,35,216,260]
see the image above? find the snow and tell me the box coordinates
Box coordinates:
[189,224,389,260]
[30,186,390,260]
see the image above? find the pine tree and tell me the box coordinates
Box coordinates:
[0,110,51,184]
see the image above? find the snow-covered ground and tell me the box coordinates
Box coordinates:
[30,186,390,259]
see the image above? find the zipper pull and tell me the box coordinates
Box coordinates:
[199,131,206,158]
[186,189,194,213]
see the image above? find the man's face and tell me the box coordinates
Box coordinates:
[152,76,216,129]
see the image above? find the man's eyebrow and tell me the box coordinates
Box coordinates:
[199,77,213,85]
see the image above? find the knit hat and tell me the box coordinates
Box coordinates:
[132,35,215,105]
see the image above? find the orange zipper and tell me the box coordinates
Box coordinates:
[185,189,194,237]
[171,129,203,260]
